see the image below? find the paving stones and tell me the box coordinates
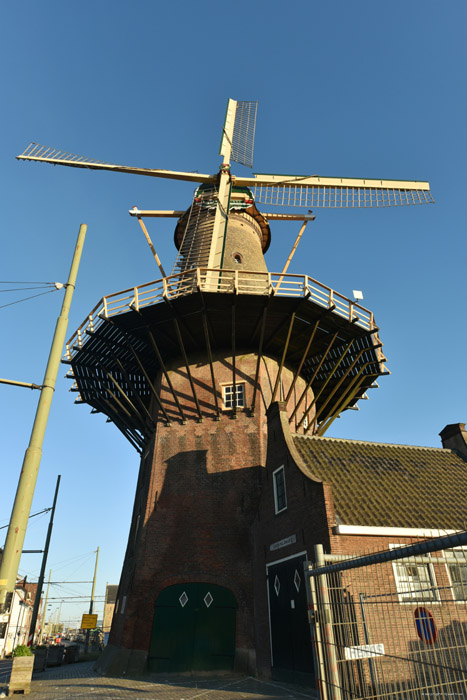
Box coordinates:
[29,662,318,700]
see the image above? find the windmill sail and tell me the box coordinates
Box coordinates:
[235,174,434,208]
[17,143,214,184]
[231,101,257,168]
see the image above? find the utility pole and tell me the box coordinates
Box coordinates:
[27,476,61,646]
[57,601,63,636]
[84,547,99,654]
[38,570,51,645]
[0,224,87,608]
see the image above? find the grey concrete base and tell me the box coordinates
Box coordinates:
[94,644,147,676]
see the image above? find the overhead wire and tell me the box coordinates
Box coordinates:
[0,286,57,292]
[0,506,52,529]
[0,288,59,310]
[0,280,57,285]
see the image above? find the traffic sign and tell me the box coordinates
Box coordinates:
[81,613,98,630]
[414,607,437,644]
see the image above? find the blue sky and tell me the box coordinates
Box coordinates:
[1,2,466,628]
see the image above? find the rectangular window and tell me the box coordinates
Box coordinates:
[222,383,245,410]
[273,466,287,514]
[0,622,7,639]
[445,550,467,601]
[391,551,438,602]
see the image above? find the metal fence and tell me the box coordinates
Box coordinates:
[306,532,467,700]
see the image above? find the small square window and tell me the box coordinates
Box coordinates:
[222,383,245,410]
[273,466,287,514]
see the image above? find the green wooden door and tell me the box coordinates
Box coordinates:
[148,583,236,672]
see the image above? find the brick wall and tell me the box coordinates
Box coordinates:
[108,354,316,673]
[252,402,467,686]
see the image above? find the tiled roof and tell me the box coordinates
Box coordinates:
[293,435,467,529]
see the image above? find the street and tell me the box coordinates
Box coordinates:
[1,660,318,700]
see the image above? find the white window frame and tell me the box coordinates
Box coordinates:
[273,466,287,514]
[444,548,467,603]
[390,545,439,603]
[222,382,245,410]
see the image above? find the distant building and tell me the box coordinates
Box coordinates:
[0,577,39,657]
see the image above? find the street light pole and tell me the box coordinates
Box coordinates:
[0,224,87,608]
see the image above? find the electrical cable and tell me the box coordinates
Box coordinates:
[0,507,52,530]
[0,280,57,285]
[0,288,58,310]
[0,286,57,292]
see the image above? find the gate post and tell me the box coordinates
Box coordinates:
[305,560,328,700]
[314,545,343,700]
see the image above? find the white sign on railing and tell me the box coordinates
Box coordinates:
[344,644,385,660]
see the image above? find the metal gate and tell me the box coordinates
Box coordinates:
[306,531,467,700]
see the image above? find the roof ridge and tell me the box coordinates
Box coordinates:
[293,433,449,453]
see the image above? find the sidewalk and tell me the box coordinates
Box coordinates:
[26,661,318,700]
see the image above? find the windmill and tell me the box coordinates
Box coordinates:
[18,99,433,278]
[16,101,433,675]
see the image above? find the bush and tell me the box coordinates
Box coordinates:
[12,645,33,657]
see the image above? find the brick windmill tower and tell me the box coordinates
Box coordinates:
[18,101,433,675]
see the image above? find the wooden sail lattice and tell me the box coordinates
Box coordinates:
[230,101,257,168]
[253,182,434,208]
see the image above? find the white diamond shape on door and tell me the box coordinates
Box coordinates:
[274,575,280,596]
[179,591,188,608]
[204,592,213,608]
[294,569,301,592]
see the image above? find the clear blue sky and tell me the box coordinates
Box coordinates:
[1,2,465,628]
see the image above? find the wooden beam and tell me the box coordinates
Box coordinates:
[125,340,172,425]
[135,216,167,278]
[313,350,367,424]
[250,305,268,416]
[145,327,187,424]
[284,318,320,404]
[94,395,145,451]
[201,307,220,420]
[316,372,378,436]
[172,317,203,422]
[231,303,237,418]
[275,220,310,293]
[271,312,296,403]
[296,339,355,429]
[89,329,164,429]
[289,331,339,423]
[96,361,150,435]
